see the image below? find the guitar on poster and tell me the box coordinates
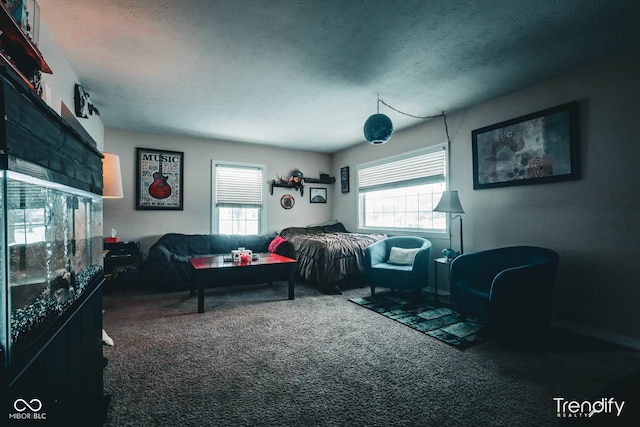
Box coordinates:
[148,156,172,199]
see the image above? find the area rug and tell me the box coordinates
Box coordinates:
[349,291,491,350]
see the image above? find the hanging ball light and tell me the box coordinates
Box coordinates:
[363,96,447,147]
[364,113,393,144]
[364,95,393,144]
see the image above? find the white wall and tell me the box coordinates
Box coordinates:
[104,128,333,254]
[37,21,105,149]
[332,51,640,348]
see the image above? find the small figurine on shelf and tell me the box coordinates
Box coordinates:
[289,169,304,186]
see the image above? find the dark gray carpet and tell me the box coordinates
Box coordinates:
[102,281,640,426]
[349,291,490,350]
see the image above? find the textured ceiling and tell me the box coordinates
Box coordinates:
[38,0,640,153]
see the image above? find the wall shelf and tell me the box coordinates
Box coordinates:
[271,181,304,196]
[305,177,336,184]
[270,176,335,197]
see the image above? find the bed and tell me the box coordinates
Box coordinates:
[276,223,386,293]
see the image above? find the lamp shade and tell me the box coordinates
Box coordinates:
[433,190,464,214]
[364,113,393,144]
[102,152,124,198]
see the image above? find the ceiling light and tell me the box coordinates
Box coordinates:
[363,97,447,145]
[363,96,393,145]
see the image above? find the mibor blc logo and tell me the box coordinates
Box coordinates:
[9,398,47,420]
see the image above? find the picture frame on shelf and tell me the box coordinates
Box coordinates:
[310,187,327,204]
[471,101,580,190]
[135,148,184,210]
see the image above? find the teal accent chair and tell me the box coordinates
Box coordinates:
[364,236,431,296]
[449,246,559,338]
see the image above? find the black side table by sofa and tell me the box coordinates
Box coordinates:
[104,241,142,290]
[433,257,452,304]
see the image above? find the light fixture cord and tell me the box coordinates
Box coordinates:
[378,98,456,242]
[442,112,451,146]
[378,98,443,120]
[378,98,451,144]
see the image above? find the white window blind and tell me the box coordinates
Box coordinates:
[215,164,263,208]
[358,147,446,192]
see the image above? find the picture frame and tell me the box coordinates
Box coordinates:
[309,187,327,204]
[135,148,184,210]
[280,194,295,210]
[471,101,580,190]
[340,166,350,193]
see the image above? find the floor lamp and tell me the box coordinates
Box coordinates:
[433,190,465,256]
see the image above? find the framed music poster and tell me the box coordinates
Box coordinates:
[135,148,184,210]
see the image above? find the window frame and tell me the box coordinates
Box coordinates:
[357,144,449,237]
[211,160,266,235]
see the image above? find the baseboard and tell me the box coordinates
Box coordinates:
[551,318,640,351]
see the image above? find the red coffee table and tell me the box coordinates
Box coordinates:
[189,252,298,313]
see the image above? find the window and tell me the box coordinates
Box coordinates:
[213,162,265,235]
[358,145,447,234]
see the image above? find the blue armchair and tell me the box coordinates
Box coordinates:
[449,246,559,336]
[364,236,431,295]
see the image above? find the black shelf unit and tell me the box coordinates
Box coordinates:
[0,2,51,91]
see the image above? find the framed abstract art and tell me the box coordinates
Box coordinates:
[472,102,580,189]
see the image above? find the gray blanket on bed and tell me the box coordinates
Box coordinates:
[278,224,385,286]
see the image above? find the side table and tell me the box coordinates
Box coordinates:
[433,257,452,304]
[104,241,142,289]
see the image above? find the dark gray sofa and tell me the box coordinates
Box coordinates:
[143,233,275,291]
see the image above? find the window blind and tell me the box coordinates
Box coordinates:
[215,164,263,207]
[358,147,446,192]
